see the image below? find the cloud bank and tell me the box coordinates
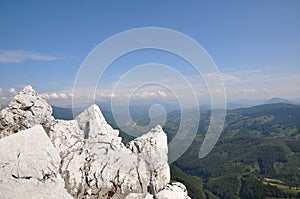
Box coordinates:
[0,49,61,63]
[1,67,299,107]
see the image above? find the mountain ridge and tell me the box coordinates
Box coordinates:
[264,97,297,105]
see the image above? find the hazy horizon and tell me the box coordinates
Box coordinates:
[1,1,299,108]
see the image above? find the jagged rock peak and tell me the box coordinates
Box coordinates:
[75,104,119,140]
[127,125,168,169]
[0,85,54,138]
[9,85,41,109]
[0,85,191,199]
[129,125,167,151]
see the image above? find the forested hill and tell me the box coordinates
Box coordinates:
[166,103,300,199]
[223,103,300,139]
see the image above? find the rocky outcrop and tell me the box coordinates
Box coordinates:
[0,125,72,199]
[0,86,191,198]
[0,85,54,139]
[155,182,190,199]
[126,125,170,194]
[124,182,190,199]
[75,104,119,140]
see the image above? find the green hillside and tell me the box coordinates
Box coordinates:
[167,103,300,198]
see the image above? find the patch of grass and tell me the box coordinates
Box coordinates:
[263,178,300,195]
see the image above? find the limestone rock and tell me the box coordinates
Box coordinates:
[125,182,190,199]
[127,125,170,194]
[49,119,84,158]
[155,182,191,199]
[0,86,192,199]
[46,105,171,198]
[127,125,168,168]
[125,193,154,199]
[71,107,170,198]
[47,119,87,197]
[75,104,119,140]
[0,125,72,199]
[0,85,54,138]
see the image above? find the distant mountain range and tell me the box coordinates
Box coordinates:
[52,99,299,126]
[264,97,298,105]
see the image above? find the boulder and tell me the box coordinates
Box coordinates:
[155,182,191,199]
[0,85,54,139]
[0,125,72,199]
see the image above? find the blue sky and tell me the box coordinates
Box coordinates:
[0,0,299,106]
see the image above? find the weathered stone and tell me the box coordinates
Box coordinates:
[0,86,191,199]
[126,182,191,199]
[0,125,72,199]
[125,193,154,199]
[0,85,54,138]
[127,125,170,194]
[75,104,119,140]
[155,182,191,199]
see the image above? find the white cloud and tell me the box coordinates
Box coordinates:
[157,91,168,98]
[194,68,300,101]
[8,88,16,94]
[1,66,293,107]
[50,93,59,99]
[37,91,73,107]
[59,93,68,99]
[0,49,61,63]
[41,93,50,99]
[131,91,168,99]
[40,91,72,100]
[203,69,269,86]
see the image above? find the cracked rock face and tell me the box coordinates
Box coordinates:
[0,125,72,199]
[0,85,54,139]
[0,86,190,198]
